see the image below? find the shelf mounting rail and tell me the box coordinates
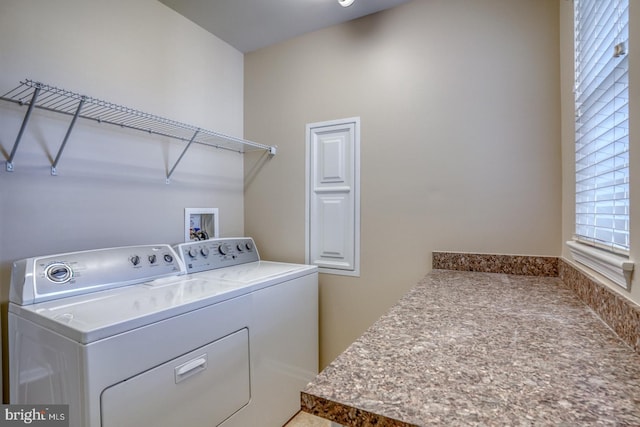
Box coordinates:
[0,79,277,182]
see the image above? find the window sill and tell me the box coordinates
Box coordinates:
[566,240,634,289]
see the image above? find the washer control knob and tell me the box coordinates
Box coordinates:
[218,243,229,255]
[188,248,198,258]
[245,242,253,251]
[200,247,210,257]
[148,254,157,264]
[236,243,244,252]
[131,255,141,266]
[164,254,174,263]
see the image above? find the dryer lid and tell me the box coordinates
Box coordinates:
[9,276,246,344]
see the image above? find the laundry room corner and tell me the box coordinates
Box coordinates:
[243,0,562,369]
[0,0,248,403]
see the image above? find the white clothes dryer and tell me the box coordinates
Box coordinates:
[9,244,252,427]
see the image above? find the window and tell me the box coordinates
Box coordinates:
[570,0,633,289]
[574,0,629,254]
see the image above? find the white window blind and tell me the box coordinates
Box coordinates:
[574,0,630,254]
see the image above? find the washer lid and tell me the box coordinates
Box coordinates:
[9,276,252,344]
[193,260,317,290]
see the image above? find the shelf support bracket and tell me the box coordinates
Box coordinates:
[166,129,200,184]
[51,96,86,176]
[6,85,41,172]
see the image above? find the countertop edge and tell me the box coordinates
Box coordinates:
[301,392,416,427]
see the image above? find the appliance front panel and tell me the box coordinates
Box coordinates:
[101,328,250,427]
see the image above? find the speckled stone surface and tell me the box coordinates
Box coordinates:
[560,258,640,354]
[432,252,558,276]
[302,270,640,426]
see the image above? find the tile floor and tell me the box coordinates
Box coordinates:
[284,411,331,427]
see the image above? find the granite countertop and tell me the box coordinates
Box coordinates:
[301,270,640,426]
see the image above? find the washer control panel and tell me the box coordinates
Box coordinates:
[174,237,259,274]
[10,244,185,305]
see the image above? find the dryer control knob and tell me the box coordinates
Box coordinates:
[200,247,210,257]
[45,263,73,284]
[236,244,244,252]
[148,254,157,264]
[130,255,141,266]
[245,242,253,251]
[188,248,198,258]
[164,254,174,263]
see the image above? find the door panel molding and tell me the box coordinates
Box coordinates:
[306,117,360,276]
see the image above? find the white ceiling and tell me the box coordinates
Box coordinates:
[158,0,413,53]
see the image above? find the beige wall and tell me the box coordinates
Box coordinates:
[0,0,246,267]
[560,1,640,304]
[0,0,245,400]
[245,0,562,368]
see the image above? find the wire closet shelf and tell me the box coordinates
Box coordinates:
[1,79,276,182]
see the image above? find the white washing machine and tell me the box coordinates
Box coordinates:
[173,237,319,427]
[9,238,318,427]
